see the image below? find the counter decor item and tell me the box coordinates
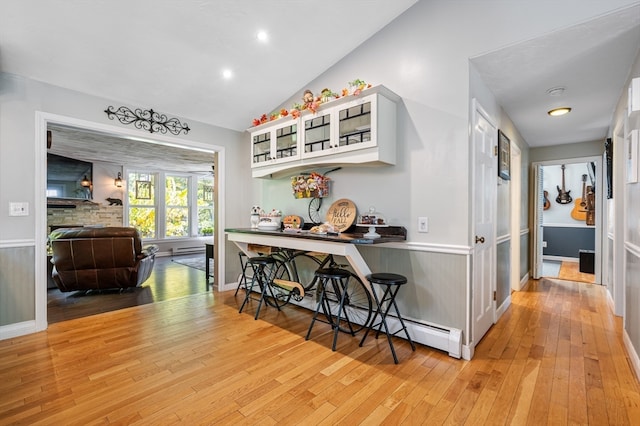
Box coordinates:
[357,206,387,239]
[291,172,330,199]
[258,209,282,230]
[250,205,261,228]
[283,215,304,232]
[325,198,357,233]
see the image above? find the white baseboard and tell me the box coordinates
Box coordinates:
[0,320,38,341]
[497,295,511,319]
[518,273,529,290]
[623,329,640,383]
[543,255,578,263]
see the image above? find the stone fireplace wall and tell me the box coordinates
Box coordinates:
[47,203,123,233]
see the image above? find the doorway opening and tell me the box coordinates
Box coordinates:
[35,112,226,331]
[532,156,601,285]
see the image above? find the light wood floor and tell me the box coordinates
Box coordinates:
[558,261,596,284]
[2,277,639,424]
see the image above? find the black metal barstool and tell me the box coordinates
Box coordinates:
[359,273,416,364]
[238,256,279,320]
[306,267,355,351]
[235,252,250,296]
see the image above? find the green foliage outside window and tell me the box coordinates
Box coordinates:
[126,172,214,239]
[197,176,214,236]
[128,173,156,238]
[165,176,189,237]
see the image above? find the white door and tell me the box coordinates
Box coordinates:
[472,100,497,346]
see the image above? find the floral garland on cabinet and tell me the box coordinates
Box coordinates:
[251,79,371,127]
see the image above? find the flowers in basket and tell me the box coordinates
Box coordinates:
[291,172,330,199]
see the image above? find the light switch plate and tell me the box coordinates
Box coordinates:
[418,216,428,233]
[9,202,29,216]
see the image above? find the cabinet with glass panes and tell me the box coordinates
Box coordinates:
[250,118,300,169]
[251,85,398,178]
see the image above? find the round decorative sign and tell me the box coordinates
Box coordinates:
[325,198,357,232]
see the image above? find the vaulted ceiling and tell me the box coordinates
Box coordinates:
[2,0,639,169]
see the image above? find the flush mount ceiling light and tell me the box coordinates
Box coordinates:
[548,107,572,117]
[222,69,233,79]
[546,86,566,97]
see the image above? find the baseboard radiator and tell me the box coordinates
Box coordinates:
[387,316,462,359]
[285,295,463,359]
[172,246,205,255]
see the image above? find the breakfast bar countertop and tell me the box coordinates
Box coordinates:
[224,226,407,244]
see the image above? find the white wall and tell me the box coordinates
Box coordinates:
[251,0,637,247]
[2,0,638,346]
[609,42,640,379]
[0,72,248,335]
[542,163,594,225]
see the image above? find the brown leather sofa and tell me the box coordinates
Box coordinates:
[49,227,159,292]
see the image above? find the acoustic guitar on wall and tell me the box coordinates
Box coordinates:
[556,164,573,204]
[571,174,588,221]
[543,190,550,210]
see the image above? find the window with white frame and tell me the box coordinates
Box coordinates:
[126,171,214,240]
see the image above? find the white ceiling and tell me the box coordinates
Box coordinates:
[471,4,640,147]
[0,0,417,132]
[1,0,639,167]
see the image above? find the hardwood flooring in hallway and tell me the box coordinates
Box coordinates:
[3,276,639,424]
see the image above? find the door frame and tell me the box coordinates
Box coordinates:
[531,156,602,283]
[510,143,522,291]
[34,112,226,332]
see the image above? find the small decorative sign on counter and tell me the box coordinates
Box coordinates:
[325,198,357,233]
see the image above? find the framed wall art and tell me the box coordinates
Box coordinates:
[135,180,152,199]
[498,129,511,180]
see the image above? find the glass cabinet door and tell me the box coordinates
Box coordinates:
[338,100,372,148]
[275,122,297,160]
[302,113,331,156]
[252,131,271,165]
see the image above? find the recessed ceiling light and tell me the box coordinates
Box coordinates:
[257,31,268,42]
[222,69,233,79]
[548,107,571,116]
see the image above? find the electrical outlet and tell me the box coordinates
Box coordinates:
[418,217,428,233]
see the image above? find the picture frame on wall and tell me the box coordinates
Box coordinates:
[605,138,613,198]
[498,129,511,180]
[135,180,152,199]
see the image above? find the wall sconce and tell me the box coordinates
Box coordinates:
[81,175,92,188]
[114,172,123,187]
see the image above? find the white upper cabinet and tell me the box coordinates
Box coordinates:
[250,85,398,178]
[250,119,300,168]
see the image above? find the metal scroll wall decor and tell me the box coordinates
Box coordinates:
[104,106,191,135]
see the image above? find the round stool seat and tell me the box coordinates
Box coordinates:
[315,268,351,280]
[247,256,276,266]
[367,273,407,286]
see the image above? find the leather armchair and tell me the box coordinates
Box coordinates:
[49,227,159,292]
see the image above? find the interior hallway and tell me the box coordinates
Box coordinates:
[5,276,639,424]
